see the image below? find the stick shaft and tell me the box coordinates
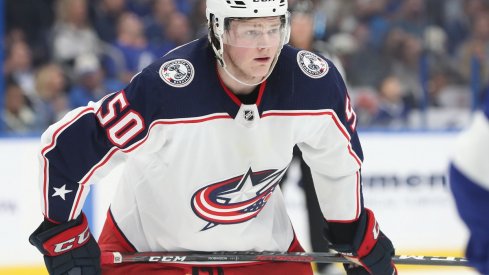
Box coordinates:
[101,251,469,267]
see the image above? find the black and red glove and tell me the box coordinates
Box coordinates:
[329,208,397,275]
[29,213,101,275]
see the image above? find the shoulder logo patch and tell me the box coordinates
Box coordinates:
[297,50,329,79]
[159,59,195,88]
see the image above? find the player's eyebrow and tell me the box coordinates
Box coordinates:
[240,22,281,29]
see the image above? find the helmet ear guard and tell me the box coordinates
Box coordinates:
[208,13,225,67]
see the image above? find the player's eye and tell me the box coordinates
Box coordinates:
[245,30,260,37]
[268,28,280,35]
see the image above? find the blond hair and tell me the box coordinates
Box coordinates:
[35,64,65,100]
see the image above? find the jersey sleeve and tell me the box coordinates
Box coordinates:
[38,70,160,223]
[450,106,489,274]
[296,61,364,223]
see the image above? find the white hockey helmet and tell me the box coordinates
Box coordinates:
[206,0,290,85]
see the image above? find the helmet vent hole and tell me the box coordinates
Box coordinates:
[273,8,276,12]
[234,1,245,5]
[254,9,258,13]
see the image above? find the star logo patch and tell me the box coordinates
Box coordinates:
[52,184,73,200]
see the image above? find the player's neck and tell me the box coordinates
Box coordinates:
[217,65,259,95]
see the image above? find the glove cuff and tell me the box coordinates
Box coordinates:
[329,208,378,257]
[357,209,380,258]
[30,213,91,256]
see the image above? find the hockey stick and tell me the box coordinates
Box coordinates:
[101,251,469,267]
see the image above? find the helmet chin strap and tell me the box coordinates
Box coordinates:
[221,62,266,87]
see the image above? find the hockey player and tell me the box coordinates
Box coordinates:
[29,1,397,274]
[450,93,489,275]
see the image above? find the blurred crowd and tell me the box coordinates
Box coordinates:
[3,0,489,134]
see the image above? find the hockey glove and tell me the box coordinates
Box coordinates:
[29,213,101,275]
[330,208,397,275]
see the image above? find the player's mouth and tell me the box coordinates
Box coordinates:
[254,57,271,63]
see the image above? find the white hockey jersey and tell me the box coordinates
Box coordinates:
[39,37,364,253]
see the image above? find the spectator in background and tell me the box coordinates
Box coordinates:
[4,38,37,98]
[428,70,450,107]
[424,0,448,27]
[163,12,193,50]
[392,0,428,38]
[189,0,208,38]
[371,75,410,127]
[173,0,193,16]
[457,10,489,89]
[90,0,127,43]
[51,0,101,77]
[424,25,468,110]
[143,0,177,48]
[351,87,380,127]
[69,54,124,109]
[2,79,36,133]
[334,0,393,89]
[344,23,391,88]
[5,0,55,65]
[353,0,391,51]
[444,0,488,55]
[313,0,355,36]
[290,2,316,50]
[387,30,423,106]
[107,12,155,84]
[126,0,153,17]
[32,64,70,131]
[126,0,194,18]
[423,25,464,91]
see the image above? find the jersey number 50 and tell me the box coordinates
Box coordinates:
[96,91,145,147]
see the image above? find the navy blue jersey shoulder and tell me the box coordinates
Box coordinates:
[128,37,229,120]
[267,45,363,161]
[262,45,348,113]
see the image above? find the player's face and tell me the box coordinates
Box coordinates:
[222,17,283,81]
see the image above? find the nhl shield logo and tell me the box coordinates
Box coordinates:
[159,59,195,88]
[244,110,254,121]
[297,50,329,79]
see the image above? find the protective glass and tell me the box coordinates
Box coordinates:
[222,13,290,48]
